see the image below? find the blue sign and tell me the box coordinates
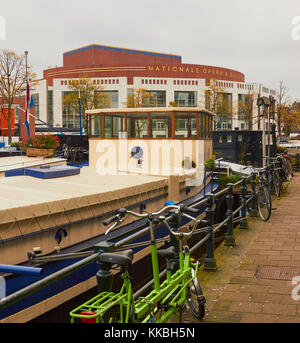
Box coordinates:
[131,146,143,159]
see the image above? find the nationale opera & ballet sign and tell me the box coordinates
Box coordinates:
[147,65,244,81]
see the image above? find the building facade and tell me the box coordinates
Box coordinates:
[30,44,277,132]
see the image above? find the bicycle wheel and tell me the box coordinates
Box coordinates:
[282,164,291,181]
[273,170,281,197]
[257,185,272,221]
[286,159,294,176]
[186,267,206,320]
[102,304,133,323]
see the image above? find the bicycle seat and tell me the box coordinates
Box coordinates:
[98,249,134,267]
[157,246,176,260]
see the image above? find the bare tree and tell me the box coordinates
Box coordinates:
[276,81,291,136]
[281,102,300,136]
[205,78,225,113]
[125,88,154,108]
[0,50,30,144]
[237,91,255,130]
[205,79,233,129]
[62,75,111,132]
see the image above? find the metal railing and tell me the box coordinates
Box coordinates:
[0,162,280,316]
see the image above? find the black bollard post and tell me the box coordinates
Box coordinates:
[203,193,217,271]
[249,173,257,217]
[239,177,249,229]
[224,183,236,246]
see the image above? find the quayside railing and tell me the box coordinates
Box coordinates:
[0,163,277,316]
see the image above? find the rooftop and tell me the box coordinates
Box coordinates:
[63,44,182,60]
[86,107,216,116]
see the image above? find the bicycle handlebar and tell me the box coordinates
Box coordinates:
[103,214,121,226]
[103,204,199,236]
[158,213,200,238]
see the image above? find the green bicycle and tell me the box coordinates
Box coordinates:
[69,203,206,323]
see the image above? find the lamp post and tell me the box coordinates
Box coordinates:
[268,95,276,160]
[257,96,271,167]
[78,90,82,136]
[24,51,29,139]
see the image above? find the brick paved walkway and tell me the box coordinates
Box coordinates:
[181,173,300,323]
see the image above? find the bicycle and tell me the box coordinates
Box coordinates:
[264,156,283,198]
[282,151,294,179]
[245,166,272,222]
[69,203,206,323]
[275,152,293,182]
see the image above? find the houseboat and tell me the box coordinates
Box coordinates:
[0,107,216,323]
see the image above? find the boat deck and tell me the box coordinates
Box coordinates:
[0,167,166,211]
[0,156,67,176]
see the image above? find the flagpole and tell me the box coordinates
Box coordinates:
[78,89,82,135]
[25,51,30,138]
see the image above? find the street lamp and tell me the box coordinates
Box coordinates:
[257,96,271,167]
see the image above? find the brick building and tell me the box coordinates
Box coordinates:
[30,44,276,132]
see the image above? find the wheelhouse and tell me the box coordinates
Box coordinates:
[87,107,214,140]
[86,107,215,177]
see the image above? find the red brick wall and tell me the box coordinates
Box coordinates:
[44,45,245,86]
[63,45,182,67]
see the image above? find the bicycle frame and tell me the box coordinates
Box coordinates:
[69,204,201,323]
[70,269,134,323]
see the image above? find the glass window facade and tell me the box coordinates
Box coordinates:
[174,91,197,107]
[175,112,197,138]
[143,91,166,107]
[96,90,118,108]
[48,90,53,126]
[205,90,211,111]
[238,93,253,127]
[62,91,80,128]
[216,93,232,130]
[32,94,39,119]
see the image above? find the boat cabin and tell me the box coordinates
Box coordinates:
[86,107,215,176]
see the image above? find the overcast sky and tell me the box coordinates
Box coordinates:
[1,0,300,100]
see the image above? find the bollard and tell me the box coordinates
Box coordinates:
[239,177,249,229]
[249,173,257,217]
[203,193,217,271]
[224,184,236,246]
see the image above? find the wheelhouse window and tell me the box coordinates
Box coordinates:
[90,115,101,138]
[199,113,204,138]
[104,113,125,138]
[127,113,149,138]
[88,110,213,140]
[150,112,171,138]
[175,112,197,138]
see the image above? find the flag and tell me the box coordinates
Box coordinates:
[29,95,34,109]
[25,79,30,136]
